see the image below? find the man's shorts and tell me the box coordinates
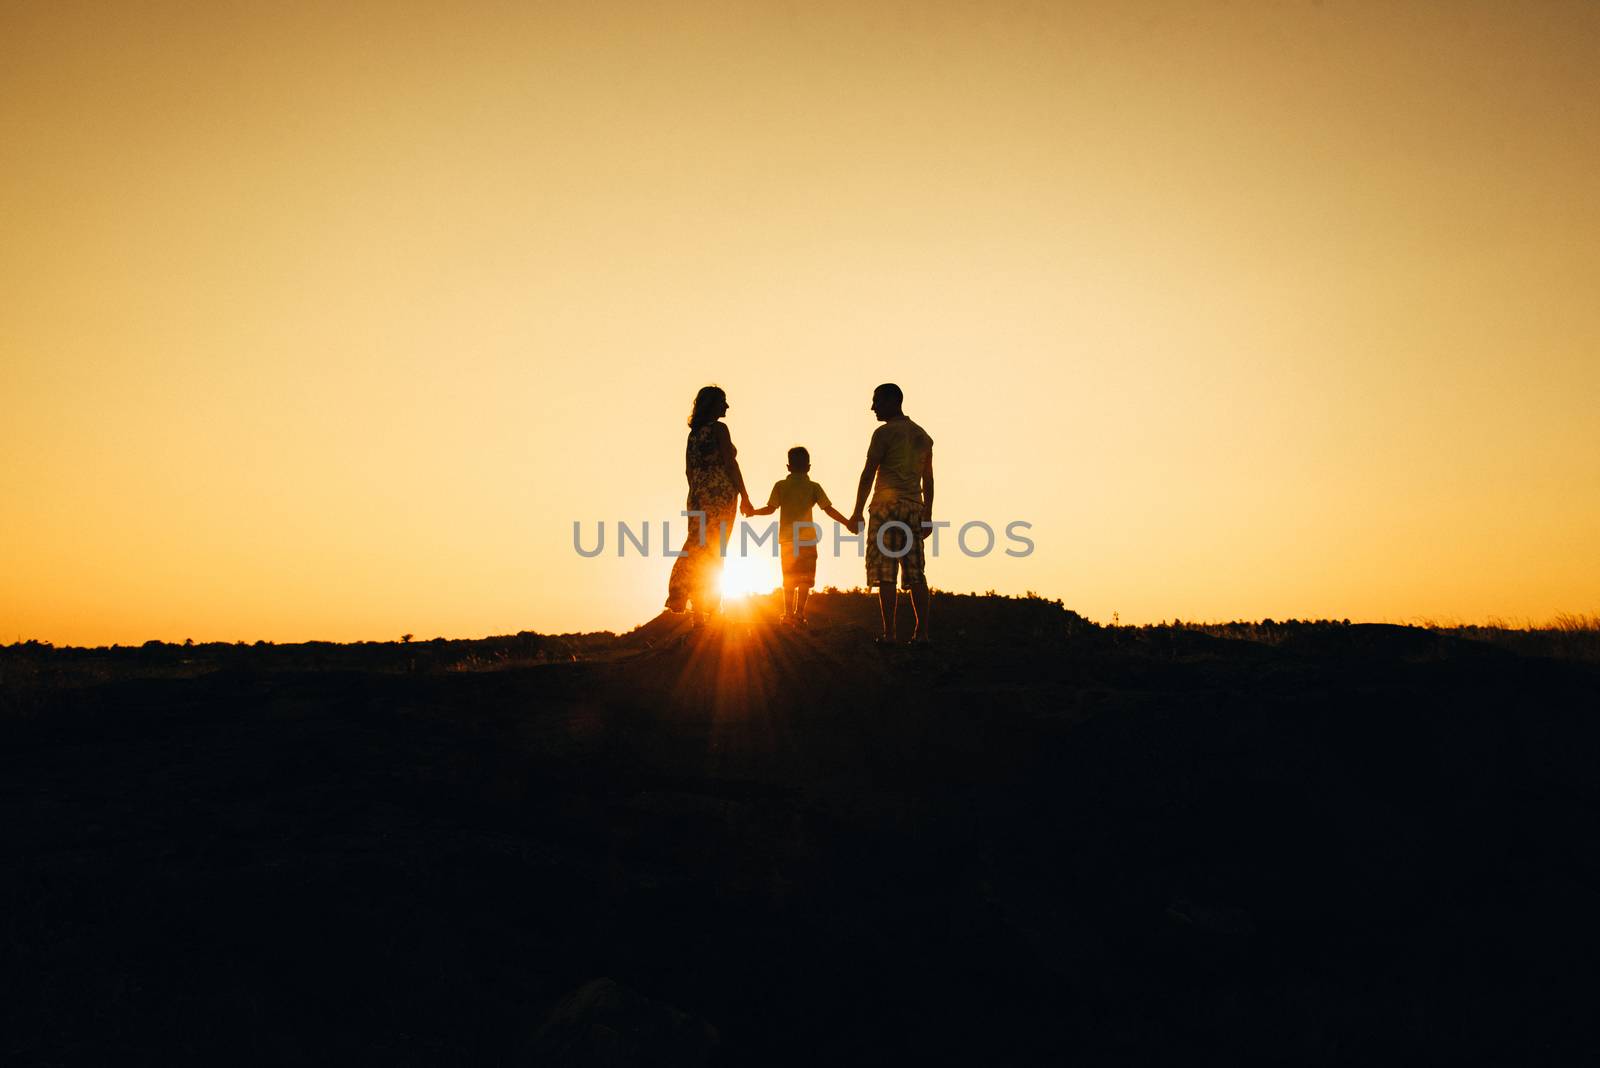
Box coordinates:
[780,542,818,589]
[865,498,926,590]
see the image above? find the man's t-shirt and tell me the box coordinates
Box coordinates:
[766,474,832,544]
[867,416,933,510]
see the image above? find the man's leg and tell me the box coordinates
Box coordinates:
[909,581,931,641]
[877,582,897,639]
[900,504,930,642]
[795,586,809,621]
[866,511,900,641]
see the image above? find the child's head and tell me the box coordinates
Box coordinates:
[786,445,810,473]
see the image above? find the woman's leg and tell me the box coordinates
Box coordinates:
[666,512,711,613]
[691,506,735,618]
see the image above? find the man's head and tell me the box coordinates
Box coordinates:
[786,445,810,473]
[871,383,904,422]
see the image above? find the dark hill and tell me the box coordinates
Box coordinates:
[3,594,1598,1065]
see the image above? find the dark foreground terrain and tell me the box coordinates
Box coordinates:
[4,594,1599,1065]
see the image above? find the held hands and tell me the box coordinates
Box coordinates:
[839,512,927,537]
[739,495,756,518]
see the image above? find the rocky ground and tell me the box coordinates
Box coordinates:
[3,594,1598,1065]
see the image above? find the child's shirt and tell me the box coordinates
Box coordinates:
[766,473,832,544]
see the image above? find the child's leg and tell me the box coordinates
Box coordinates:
[794,586,809,620]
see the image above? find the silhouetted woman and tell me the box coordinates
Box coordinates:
[665,385,754,625]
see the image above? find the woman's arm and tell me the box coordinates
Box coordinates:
[717,423,753,512]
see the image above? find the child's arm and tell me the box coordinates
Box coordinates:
[747,481,782,517]
[820,503,852,528]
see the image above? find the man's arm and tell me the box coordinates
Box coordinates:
[849,459,876,534]
[850,427,887,534]
[920,449,935,538]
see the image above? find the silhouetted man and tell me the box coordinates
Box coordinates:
[848,383,933,644]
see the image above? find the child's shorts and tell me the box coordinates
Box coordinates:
[780,542,818,589]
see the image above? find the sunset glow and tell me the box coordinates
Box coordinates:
[3,1,1598,644]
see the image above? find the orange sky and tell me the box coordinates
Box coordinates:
[4,0,1598,645]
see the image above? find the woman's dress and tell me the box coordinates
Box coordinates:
[665,422,739,613]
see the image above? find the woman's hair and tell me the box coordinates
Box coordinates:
[687,385,726,429]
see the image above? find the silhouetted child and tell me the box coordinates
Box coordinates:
[747,446,852,625]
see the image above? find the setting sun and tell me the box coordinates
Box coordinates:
[719,551,780,601]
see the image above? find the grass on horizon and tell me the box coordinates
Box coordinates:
[3,598,1598,716]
